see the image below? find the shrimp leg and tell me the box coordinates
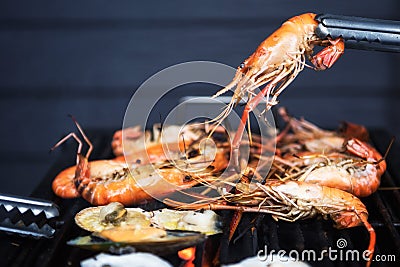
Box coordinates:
[231,84,274,171]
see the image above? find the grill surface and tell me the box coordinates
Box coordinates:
[0,129,399,267]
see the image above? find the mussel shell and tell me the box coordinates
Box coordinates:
[75,206,222,235]
[67,230,206,255]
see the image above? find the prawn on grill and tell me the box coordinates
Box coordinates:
[165,180,375,267]
[51,119,229,206]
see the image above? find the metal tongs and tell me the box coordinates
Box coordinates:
[315,14,400,53]
[0,193,60,238]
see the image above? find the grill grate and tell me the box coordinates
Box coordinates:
[0,129,399,267]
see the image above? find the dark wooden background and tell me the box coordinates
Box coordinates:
[0,1,399,196]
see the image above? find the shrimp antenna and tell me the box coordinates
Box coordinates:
[68,115,93,159]
[50,115,93,164]
[376,136,395,164]
[50,133,83,165]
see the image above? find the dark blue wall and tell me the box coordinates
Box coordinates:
[1,1,399,196]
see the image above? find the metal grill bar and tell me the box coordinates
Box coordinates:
[373,194,400,248]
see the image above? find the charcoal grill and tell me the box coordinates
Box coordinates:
[1,129,399,267]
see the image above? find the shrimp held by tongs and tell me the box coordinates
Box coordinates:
[212,13,344,167]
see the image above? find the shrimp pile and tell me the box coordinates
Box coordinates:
[268,107,387,197]
[164,107,388,266]
[51,119,230,206]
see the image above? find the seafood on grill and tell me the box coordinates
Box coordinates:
[271,108,387,197]
[271,138,386,197]
[99,226,168,243]
[276,107,370,155]
[98,202,128,224]
[75,202,222,235]
[71,203,216,261]
[111,123,222,164]
[51,119,229,205]
[53,144,214,206]
[164,179,376,266]
[210,13,344,168]
[111,124,189,158]
[69,230,206,256]
[111,123,233,176]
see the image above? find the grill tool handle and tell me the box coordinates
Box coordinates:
[315,14,400,53]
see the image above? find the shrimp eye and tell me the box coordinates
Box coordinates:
[239,62,245,69]
[184,175,192,181]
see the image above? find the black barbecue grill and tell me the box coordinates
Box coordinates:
[1,129,399,267]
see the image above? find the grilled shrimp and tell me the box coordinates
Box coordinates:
[52,119,229,205]
[72,155,215,206]
[277,107,370,155]
[165,180,375,267]
[273,138,386,197]
[111,124,207,161]
[210,13,344,168]
[111,123,231,173]
[270,108,387,197]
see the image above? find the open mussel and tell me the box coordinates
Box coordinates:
[75,202,222,235]
[71,202,221,255]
